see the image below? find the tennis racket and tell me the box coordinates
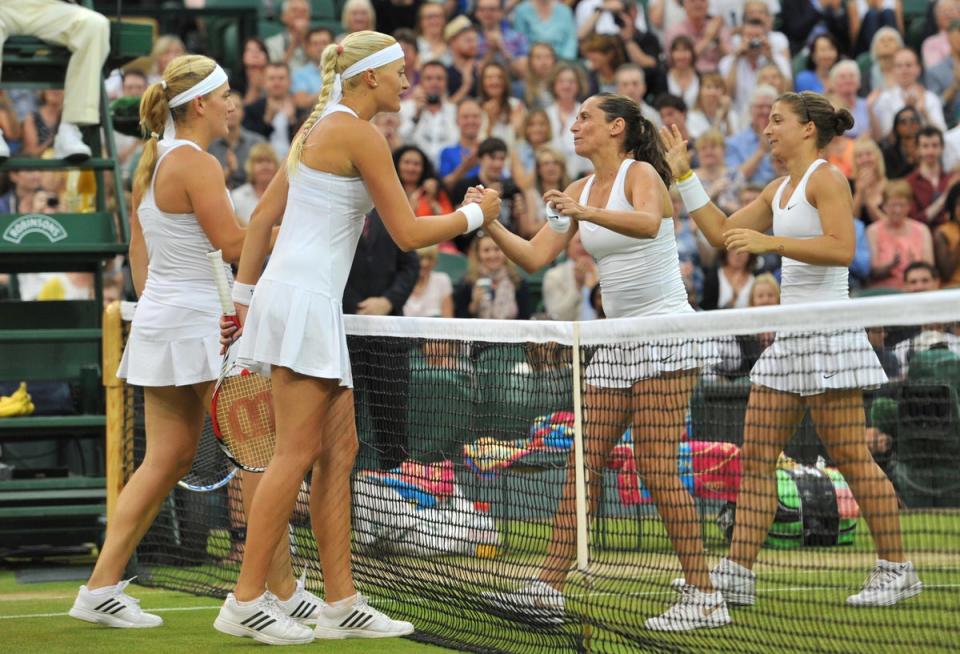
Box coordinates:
[207,250,277,473]
[177,415,237,491]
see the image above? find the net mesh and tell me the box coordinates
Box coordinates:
[117,292,960,653]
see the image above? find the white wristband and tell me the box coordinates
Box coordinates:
[676,173,711,213]
[545,203,571,233]
[459,202,485,234]
[231,282,256,306]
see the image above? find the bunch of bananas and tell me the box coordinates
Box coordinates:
[0,382,35,417]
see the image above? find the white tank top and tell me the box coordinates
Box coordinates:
[260,105,375,299]
[577,158,692,318]
[138,139,232,313]
[772,159,849,305]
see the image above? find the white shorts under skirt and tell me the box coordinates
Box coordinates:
[585,338,721,389]
[750,328,888,397]
[236,278,353,387]
[117,299,221,387]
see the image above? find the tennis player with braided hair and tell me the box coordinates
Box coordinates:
[69,55,324,632]
[213,31,500,645]
[662,90,921,608]
[480,93,731,632]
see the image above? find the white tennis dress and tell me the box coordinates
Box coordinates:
[117,140,233,387]
[750,158,888,396]
[579,158,710,388]
[236,105,373,387]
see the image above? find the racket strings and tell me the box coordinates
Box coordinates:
[214,372,277,470]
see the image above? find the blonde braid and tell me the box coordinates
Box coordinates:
[287,43,341,176]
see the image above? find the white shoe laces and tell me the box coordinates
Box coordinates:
[862,566,900,591]
[112,578,143,611]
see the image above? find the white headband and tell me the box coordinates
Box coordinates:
[161,65,229,142]
[325,43,405,116]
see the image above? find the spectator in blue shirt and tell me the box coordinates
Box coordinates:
[850,217,873,290]
[512,0,578,61]
[724,84,777,186]
[439,98,483,190]
[291,27,333,111]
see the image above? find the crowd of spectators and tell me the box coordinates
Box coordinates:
[3,0,960,322]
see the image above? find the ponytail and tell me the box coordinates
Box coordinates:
[286,42,340,176]
[131,54,218,197]
[286,30,397,176]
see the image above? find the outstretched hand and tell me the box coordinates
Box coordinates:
[659,124,691,181]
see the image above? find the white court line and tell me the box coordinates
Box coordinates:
[4,584,960,620]
[0,605,221,620]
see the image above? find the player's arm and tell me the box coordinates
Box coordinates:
[128,189,147,298]
[550,162,663,239]
[661,124,773,247]
[184,152,247,262]
[485,179,585,274]
[353,122,499,251]
[726,166,855,266]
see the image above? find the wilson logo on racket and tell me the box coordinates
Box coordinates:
[225,388,275,442]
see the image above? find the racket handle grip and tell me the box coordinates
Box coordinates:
[207,250,236,316]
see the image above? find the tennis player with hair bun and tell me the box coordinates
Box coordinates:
[480,92,731,632]
[662,90,921,608]
[214,31,500,645]
[69,55,320,631]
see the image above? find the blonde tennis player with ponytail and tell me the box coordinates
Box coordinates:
[69,54,324,636]
[214,31,501,645]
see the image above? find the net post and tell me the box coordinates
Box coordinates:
[571,322,588,572]
[102,300,124,522]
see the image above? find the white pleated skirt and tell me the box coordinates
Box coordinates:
[585,338,721,388]
[235,278,353,387]
[117,299,221,387]
[750,328,888,396]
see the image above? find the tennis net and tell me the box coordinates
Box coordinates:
[108,290,960,653]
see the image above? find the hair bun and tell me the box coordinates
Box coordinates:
[834,108,854,135]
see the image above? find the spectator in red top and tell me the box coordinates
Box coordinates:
[905,127,958,228]
[663,0,730,74]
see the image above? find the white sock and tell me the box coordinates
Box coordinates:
[235,592,268,608]
[85,583,118,596]
[722,558,752,575]
[324,593,357,615]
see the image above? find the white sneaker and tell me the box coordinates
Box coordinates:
[846,560,923,607]
[272,574,326,625]
[313,594,414,640]
[68,578,162,628]
[214,592,315,645]
[53,122,92,161]
[646,584,731,632]
[0,129,9,163]
[671,558,756,606]
[480,579,565,627]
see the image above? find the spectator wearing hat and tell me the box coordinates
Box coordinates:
[512,0,578,61]
[445,15,482,102]
[475,0,530,78]
[399,60,460,168]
